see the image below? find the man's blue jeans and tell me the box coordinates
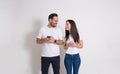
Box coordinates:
[64,53,81,74]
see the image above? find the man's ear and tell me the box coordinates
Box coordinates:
[49,19,52,23]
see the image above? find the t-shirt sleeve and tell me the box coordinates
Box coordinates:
[79,32,83,40]
[58,29,64,40]
[37,28,43,39]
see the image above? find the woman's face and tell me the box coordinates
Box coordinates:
[65,21,71,31]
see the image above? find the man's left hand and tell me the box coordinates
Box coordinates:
[48,36,55,43]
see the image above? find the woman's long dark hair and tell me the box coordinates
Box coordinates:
[65,20,80,43]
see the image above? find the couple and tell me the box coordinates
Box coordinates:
[36,13,83,74]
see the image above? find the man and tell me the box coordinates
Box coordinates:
[36,13,64,74]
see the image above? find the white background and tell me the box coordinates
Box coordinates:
[0,0,120,74]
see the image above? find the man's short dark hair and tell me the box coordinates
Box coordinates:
[48,13,58,20]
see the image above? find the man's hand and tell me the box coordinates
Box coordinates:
[36,38,48,44]
[47,36,55,43]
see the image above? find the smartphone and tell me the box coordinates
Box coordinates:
[47,36,51,38]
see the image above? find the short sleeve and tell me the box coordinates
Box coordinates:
[79,32,83,40]
[58,28,64,40]
[37,28,43,39]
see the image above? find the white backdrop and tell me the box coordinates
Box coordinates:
[0,0,120,74]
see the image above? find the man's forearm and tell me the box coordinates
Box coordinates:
[55,40,64,45]
[36,38,46,44]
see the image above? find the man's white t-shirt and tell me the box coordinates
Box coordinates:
[37,26,63,57]
[65,34,82,54]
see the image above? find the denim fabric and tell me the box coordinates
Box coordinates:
[41,56,60,74]
[64,53,81,74]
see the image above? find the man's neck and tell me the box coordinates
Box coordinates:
[48,24,56,28]
[48,24,52,28]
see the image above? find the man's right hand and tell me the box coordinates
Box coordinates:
[36,38,49,44]
[46,36,55,43]
[36,37,55,44]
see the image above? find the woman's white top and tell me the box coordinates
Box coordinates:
[65,34,82,54]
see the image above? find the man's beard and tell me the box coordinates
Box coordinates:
[51,23,57,27]
[52,25,56,27]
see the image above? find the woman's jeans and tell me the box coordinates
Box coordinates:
[64,53,81,74]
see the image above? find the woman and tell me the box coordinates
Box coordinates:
[64,20,83,74]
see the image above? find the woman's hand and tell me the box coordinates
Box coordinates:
[64,43,68,50]
[68,42,77,47]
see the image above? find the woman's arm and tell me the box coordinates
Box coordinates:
[77,40,83,48]
[70,40,83,48]
[64,42,69,50]
[64,39,83,49]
